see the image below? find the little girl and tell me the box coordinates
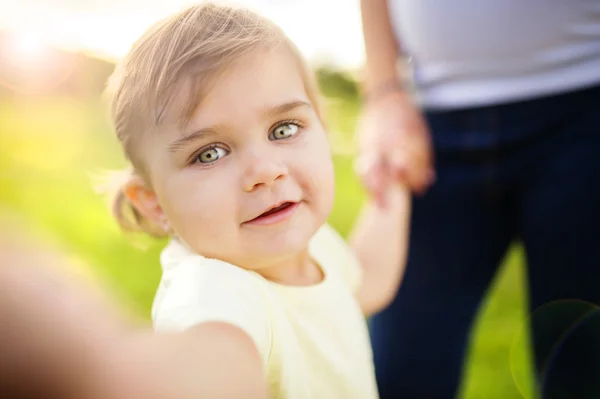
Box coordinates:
[107,2,412,398]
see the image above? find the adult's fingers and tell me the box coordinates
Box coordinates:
[354,153,390,207]
[389,130,435,194]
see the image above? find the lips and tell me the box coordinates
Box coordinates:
[244,201,300,225]
[261,202,294,217]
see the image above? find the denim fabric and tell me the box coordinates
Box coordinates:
[369,84,600,399]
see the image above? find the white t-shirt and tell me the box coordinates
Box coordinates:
[151,223,379,399]
[388,0,600,109]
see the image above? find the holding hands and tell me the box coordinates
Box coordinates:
[355,87,435,205]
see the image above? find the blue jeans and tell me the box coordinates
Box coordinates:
[369,84,600,399]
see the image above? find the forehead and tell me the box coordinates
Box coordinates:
[186,46,309,127]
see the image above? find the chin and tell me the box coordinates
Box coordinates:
[244,219,317,257]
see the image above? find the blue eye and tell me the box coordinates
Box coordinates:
[269,122,300,140]
[196,146,227,164]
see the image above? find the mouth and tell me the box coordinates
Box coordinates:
[244,201,300,226]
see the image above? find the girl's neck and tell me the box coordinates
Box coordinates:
[254,249,324,287]
[172,235,323,286]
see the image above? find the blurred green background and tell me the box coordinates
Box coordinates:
[0,36,534,398]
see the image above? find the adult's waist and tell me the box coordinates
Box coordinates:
[388,0,600,109]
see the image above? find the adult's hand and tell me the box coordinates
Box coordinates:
[355,90,435,205]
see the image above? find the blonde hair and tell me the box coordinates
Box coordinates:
[105,1,323,238]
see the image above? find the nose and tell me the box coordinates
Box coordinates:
[241,148,288,192]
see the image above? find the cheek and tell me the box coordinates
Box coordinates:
[156,169,239,241]
[294,131,335,210]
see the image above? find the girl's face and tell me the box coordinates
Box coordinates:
[135,46,335,271]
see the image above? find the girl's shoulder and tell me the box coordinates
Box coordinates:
[152,239,273,365]
[309,223,363,293]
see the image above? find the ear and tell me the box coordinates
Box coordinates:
[123,176,166,225]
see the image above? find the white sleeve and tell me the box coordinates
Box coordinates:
[311,223,363,293]
[152,258,272,364]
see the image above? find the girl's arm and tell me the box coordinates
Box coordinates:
[0,251,268,399]
[91,323,268,399]
[349,184,411,316]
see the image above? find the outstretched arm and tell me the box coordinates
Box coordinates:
[0,243,268,399]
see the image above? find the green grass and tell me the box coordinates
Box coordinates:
[0,97,534,398]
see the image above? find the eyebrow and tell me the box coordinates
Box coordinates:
[168,128,219,153]
[168,100,311,153]
[265,100,311,117]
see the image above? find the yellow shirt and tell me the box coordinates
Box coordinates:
[152,223,379,399]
